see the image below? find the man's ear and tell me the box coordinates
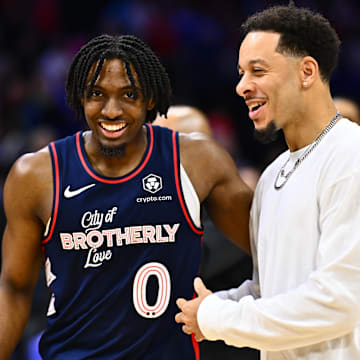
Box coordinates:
[300,56,318,88]
[147,97,155,110]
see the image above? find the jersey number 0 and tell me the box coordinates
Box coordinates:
[132,262,171,318]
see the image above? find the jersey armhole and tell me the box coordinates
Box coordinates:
[180,164,201,228]
[172,131,203,235]
[42,142,60,245]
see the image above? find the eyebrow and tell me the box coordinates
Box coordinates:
[237,58,269,72]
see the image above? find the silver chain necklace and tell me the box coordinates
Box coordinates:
[274,112,341,190]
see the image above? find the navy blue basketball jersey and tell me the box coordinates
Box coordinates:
[39,125,203,359]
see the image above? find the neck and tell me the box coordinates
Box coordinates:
[283,90,339,151]
[84,125,148,177]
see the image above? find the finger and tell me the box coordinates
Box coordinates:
[175,312,183,324]
[194,277,206,296]
[182,324,193,335]
[194,334,204,342]
[176,298,186,310]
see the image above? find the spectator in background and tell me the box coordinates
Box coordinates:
[154,105,212,136]
[334,96,360,124]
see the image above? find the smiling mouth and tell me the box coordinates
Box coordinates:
[249,101,266,112]
[99,121,127,132]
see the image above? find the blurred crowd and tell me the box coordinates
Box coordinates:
[1,0,360,359]
[1,0,359,176]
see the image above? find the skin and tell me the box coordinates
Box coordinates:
[0,58,252,358]
[175,30,341,340]
[81,59,155,177]
[237,31,340,151]
[333,97,360,125]
[153,105,213,136]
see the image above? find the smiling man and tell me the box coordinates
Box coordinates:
[0,35,252,359]
[176,4,360,360]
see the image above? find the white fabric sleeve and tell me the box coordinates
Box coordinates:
[197,172,360,351]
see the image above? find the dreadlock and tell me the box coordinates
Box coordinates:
[66,34,172,123]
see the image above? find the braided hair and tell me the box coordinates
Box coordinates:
[66,34,172,123]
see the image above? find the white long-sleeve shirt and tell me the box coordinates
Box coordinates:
[198,118,360,359]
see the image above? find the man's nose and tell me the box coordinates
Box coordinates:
[101,97,123,119]
[235,74,254,98]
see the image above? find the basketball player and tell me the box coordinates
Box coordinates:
[176,4,360,359]
[0,34,252,359]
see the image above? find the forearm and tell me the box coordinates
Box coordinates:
[0,282,33,360]
[198,271,360,351]
[200,171,360,351]
[216,279,259,301]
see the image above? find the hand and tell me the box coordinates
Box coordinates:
[175,277,212,342]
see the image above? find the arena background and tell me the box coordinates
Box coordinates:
[0,0,359,359]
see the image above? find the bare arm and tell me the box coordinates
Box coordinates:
[180,133,253,253]
[0,149,52,359]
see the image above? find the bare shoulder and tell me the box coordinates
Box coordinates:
[5,146,52,189]
[179,131,230,168]
[0,146,52,296]
[4,146,53,224]
[179,132,252,251]
[178,131,212,151]
[179,132,245,202]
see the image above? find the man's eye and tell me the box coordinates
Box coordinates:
[91,90,102,97]
[125,91,134,99]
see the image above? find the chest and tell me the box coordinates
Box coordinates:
[256,162,322,293]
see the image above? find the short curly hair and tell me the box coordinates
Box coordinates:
[241,5,340,82]
[66,34,172,123]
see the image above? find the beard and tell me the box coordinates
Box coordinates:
[98,143,126,157]
[253,120,279,144]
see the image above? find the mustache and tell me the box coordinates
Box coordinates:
[99,116,124,122]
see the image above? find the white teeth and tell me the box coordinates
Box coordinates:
[249,102,265,111]
[101,123,126,132]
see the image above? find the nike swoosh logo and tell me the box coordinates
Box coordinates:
[64,184,96,198]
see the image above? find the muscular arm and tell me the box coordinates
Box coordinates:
[0,149,52,359]
[180,133,253,253]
